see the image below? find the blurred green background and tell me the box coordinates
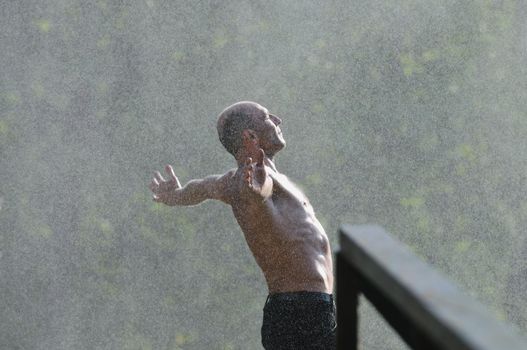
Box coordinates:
[1,0,527,349]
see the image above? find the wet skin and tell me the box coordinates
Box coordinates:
[149,102,333,294]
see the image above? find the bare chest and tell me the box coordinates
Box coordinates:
[270,172,314,213]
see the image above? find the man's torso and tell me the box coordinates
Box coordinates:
[225,165,334,294]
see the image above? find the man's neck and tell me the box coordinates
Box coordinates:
[235,153,278,173]
[264,158,278,172]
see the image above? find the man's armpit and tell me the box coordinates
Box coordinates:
[204,170,235,204]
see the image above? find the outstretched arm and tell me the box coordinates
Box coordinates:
[149,165,232,206]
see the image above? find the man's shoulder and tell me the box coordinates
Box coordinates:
[209,169,237,204]
[219,168,237,182]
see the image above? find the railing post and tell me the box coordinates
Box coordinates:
[336,249,359,350]
[337,224,527,350]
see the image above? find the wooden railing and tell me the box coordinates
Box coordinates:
[336,225,527,350]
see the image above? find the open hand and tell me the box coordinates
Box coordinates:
[242,149,272,199]
[149,165,182,205]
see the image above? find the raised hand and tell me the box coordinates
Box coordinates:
[149,164,182,205]
[242,149,273,199]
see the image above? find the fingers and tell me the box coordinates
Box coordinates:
[154,171,165,183]
[153,193,167,202]
[165,164,181,187]
[245,151,265,167]
[256,148,265,166]
[243,159,253,186]
[243,164,252,179]
[149,178,159,191]
[165,165,176,180]
[150,164,182,204]
[243,157,253,183]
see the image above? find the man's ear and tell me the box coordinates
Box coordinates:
[242,129,258,147]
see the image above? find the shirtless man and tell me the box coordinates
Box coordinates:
[149,101,336,349]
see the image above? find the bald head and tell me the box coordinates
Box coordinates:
[217,101,264,157]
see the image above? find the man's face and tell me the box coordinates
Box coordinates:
[252,105,286,157]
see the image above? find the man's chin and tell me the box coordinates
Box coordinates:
[264,143,284,158]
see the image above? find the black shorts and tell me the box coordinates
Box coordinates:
[261,291,337,350]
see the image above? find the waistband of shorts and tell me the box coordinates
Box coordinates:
[266,291,333,304]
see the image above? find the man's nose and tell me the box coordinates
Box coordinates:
[270,114,281,125]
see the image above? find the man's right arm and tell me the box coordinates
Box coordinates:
[168,173,233,206]
[149,165,234,206]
